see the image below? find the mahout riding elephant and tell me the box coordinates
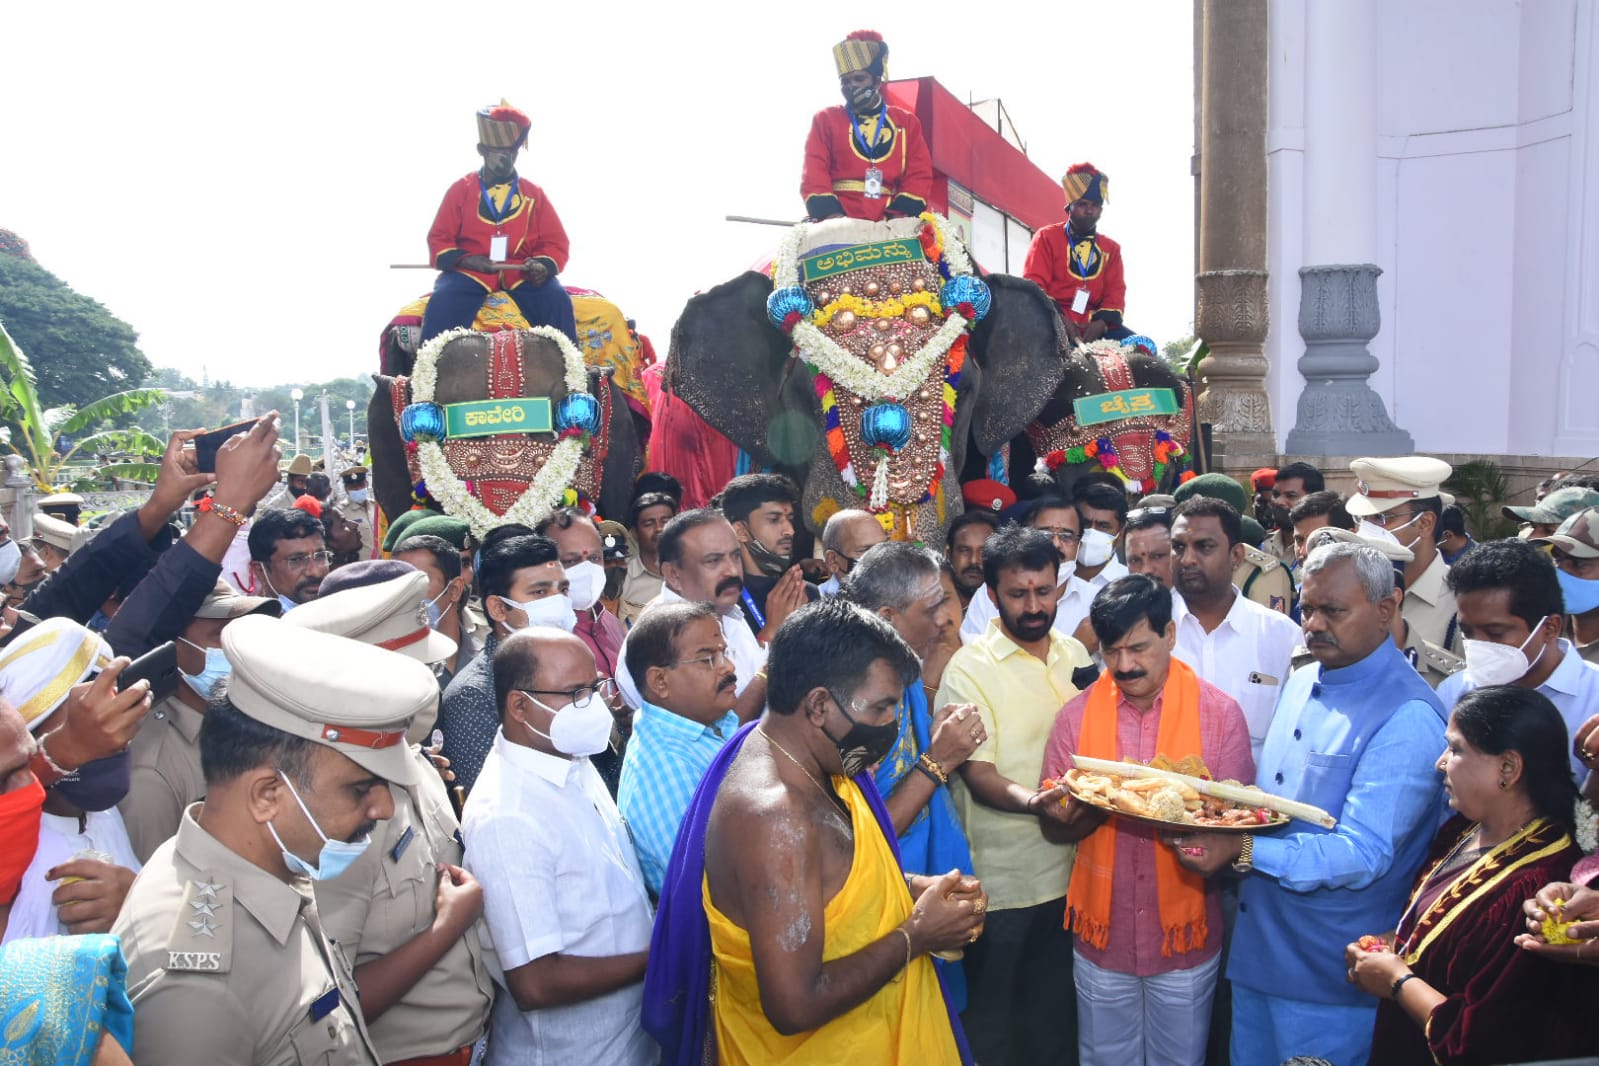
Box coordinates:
[367,327,641,534]
[666,213,1071,544]
[997,338,1195,499]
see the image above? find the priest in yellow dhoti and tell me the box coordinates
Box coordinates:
[643,598,983,1065]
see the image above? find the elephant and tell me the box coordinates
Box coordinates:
[1000,338,1196,499]
[367,328,642,532]
[666,213,1072,545]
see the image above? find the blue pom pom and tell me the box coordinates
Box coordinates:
[860,402,913,453]
[556,393,602,435]
[939,275,992,321]
[765,286,814,330]
[400,402,445,443]
[1122,334,1159,358]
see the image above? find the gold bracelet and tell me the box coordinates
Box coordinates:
[917,752,949,785]
[893,926,913,979]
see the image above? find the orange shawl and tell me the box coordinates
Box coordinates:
[1066,658,1208,955]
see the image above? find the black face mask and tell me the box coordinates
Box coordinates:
[821,690,899,777]
[53,750,131,812]
[744,534,791,578]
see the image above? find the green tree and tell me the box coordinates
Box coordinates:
[0,320,165,492]
[0,249,152,410]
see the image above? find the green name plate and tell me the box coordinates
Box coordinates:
[1073,388,1180,427]
[444,398,552,438]
[801,239,925,283]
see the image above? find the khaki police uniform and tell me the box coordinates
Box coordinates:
[287,569,493,1059]
[114,806,380,1065]
[118,580,279,862]
[316,760,494,1062]
[120,692,206,863]
[1402,552,1461,654]
[113,615,438,1066]
[1346,456,1461,653]
[1235,546,1292,615]
[1401,627,1465,689]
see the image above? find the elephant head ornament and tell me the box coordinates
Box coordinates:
[667,214,1070,543]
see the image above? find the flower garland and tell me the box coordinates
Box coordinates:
[1577,797,1598,855]
[409,326,590,536]
[811,290,942,328]
[772,212,974,404]
[1042,430,1196,495]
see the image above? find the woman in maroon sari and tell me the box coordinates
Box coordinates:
[1345,686,1599,1065]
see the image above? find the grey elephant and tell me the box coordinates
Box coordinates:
[666,214,1072,543]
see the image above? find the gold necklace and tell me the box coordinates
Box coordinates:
[760,728,837,805]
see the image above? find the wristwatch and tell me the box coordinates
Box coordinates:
[1231,833,1255,873]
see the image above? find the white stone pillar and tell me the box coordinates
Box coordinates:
[1285,0,1413,454]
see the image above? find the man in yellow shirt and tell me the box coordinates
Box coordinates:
[938,524,1093,1066]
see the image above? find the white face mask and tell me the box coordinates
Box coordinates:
[500,593,577,633]
[564,561,605,612]
[520,689,613,757]
[1463,618,1550,687]
[1366,513,1423,550]
[1056,559,1077,587]
[1077,528,1116,568]
[347,488,369,504]
[0,539,21,586]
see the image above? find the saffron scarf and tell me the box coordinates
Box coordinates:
[642,721,972,1066]
[1067,658,1208,955]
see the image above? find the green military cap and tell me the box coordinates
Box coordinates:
[1534,507,1599,559]
[221,615,435,786]
[399,514,472,551]
[380,509,436,553]
[1172,472,1248,514]
[1503,486,1599,526]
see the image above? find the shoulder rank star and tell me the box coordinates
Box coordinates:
[188,917,219,938]
[191,879,222,899]
[190,899,220,917]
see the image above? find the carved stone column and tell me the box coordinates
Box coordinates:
[1194,0,1276,468]
[1283,265,1413,453]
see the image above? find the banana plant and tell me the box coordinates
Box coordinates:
[0,318,165,492]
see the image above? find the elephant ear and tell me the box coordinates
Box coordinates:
[367,373,415,527]
[665,271,805,469]
[965,273,1072,456]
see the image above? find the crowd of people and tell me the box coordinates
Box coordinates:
[4,27,1599,1066]
[2,404,1599,1066]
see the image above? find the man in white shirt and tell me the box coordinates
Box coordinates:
[462,629,656,1066]
[1071,482,1132,590]
[1169,497,1301,766]
[617,509,769,722]
[961,497,1101,651]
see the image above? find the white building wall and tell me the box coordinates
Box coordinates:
[1265,0,1590,456]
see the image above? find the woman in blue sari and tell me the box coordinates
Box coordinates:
[0,933,135,1065]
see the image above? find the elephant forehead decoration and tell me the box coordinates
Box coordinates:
[1028,340,1195,496]
[392,327,611,534]
[768,213,989,538]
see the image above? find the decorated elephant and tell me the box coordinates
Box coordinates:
[667,213,1071,544]
[1002,337,1196,499]
[367,326,642,534]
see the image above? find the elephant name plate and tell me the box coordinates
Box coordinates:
[1074,388,1180,427]
[444,398,553,437]
[801,239,924,283]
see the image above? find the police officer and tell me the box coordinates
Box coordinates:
[1345,456,1461,652]
[334,465,379,561]
[1173,473,1294,614]
[285,564,495,1065]
[261,454,315,512]
[120,579,281,862]
[114,616,437,1065]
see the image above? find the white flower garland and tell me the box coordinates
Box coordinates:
[409,325,591,536]
[774,212,974,403]
[1578,797,1598,855]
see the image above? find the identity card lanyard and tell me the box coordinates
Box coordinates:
[740,587,766,632]
[849,103,890,199]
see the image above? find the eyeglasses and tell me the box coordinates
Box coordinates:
[278,550,335,570]
[1036,527,1080,544]
[1367,510,1418,529]
[670,648,730,670]
[523,677,617,709]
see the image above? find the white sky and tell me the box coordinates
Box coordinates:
[1,1,1194,388]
